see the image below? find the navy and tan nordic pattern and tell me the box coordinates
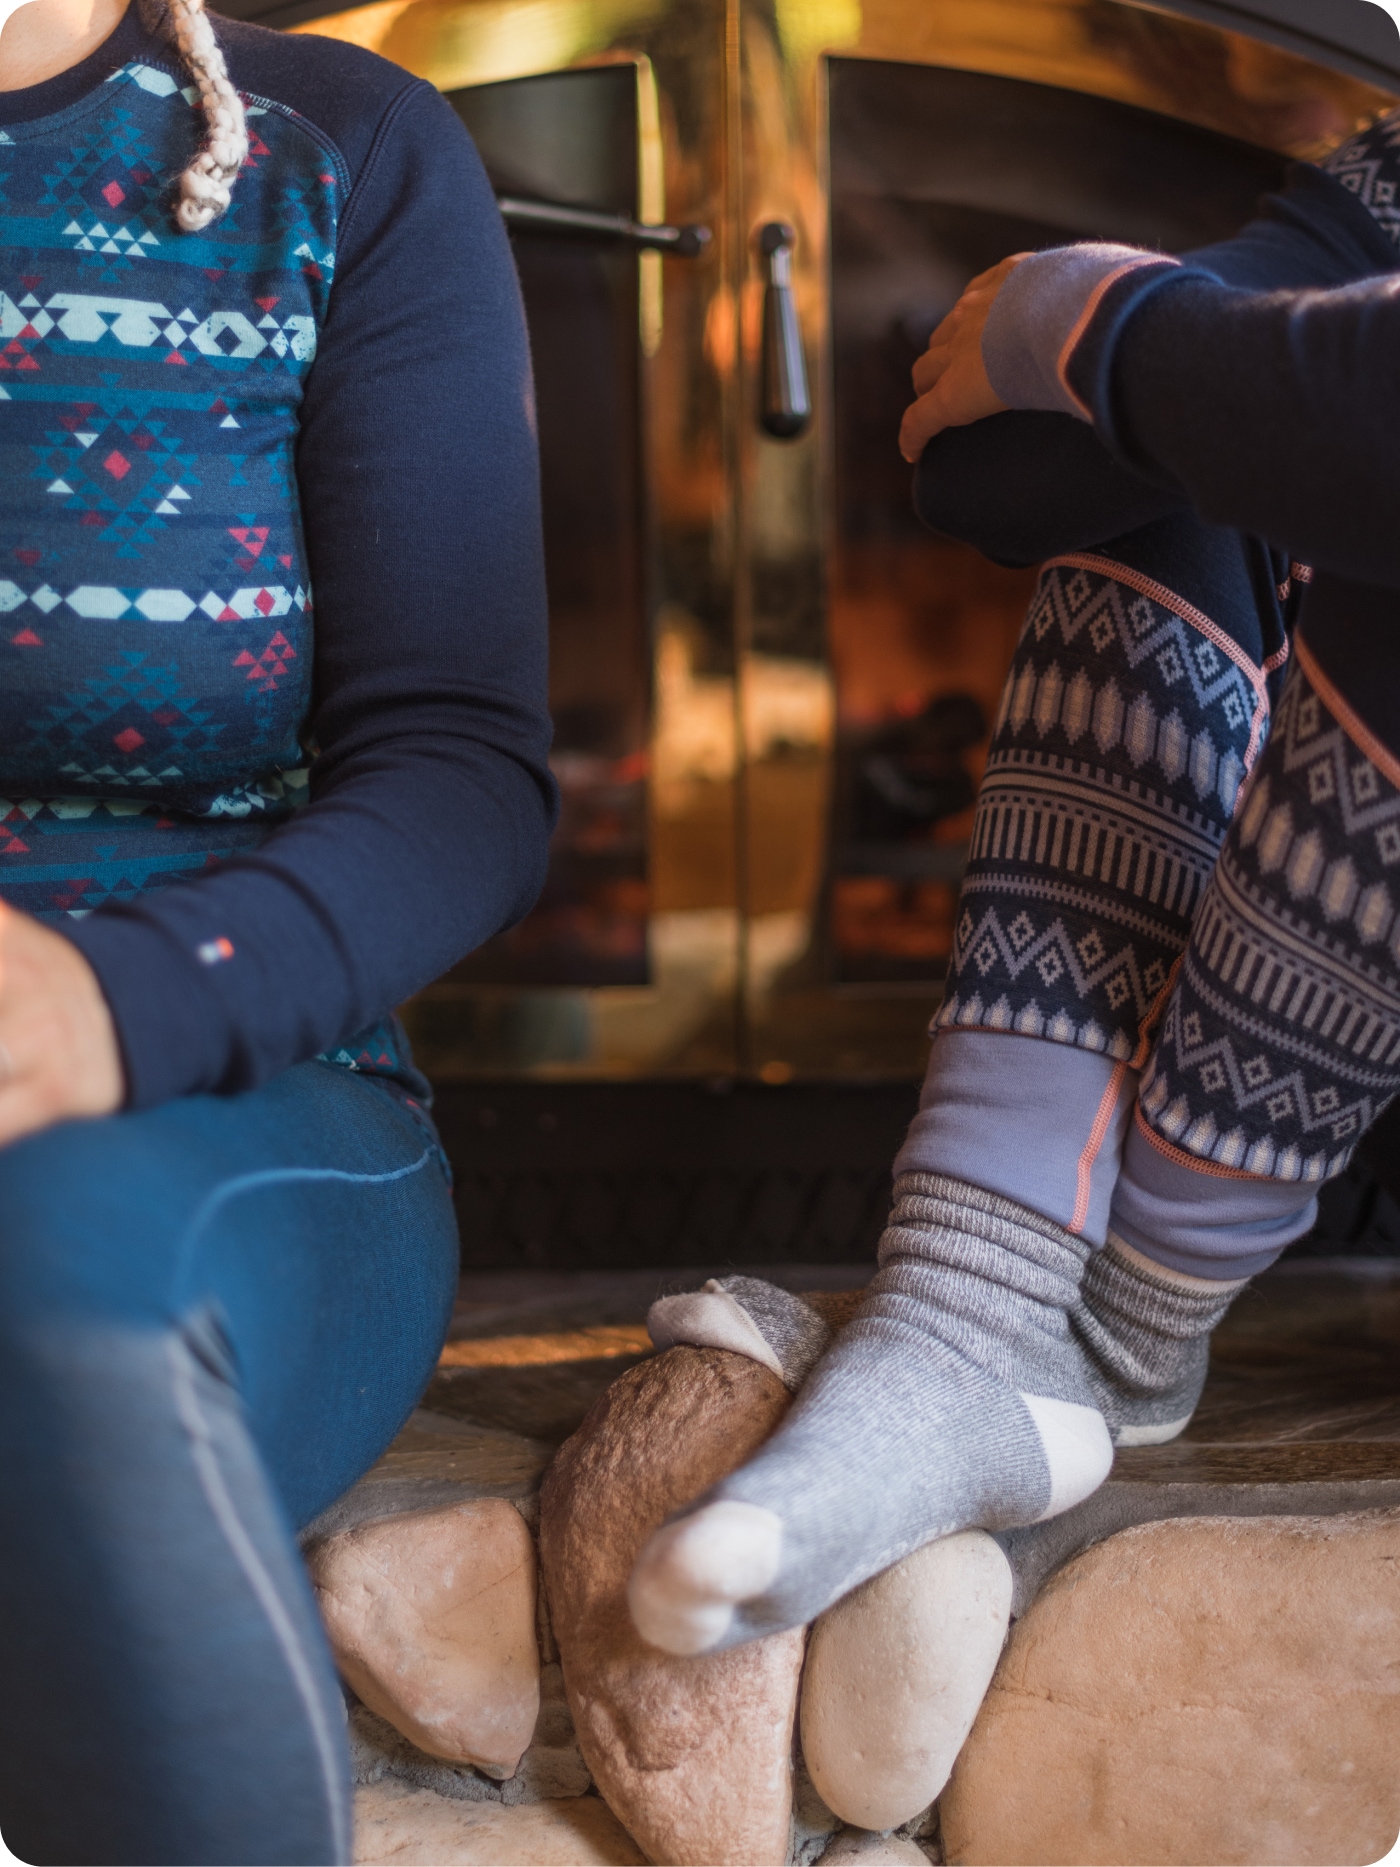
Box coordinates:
[1323,105,1400,250]
[935,554,1274,1063]
[0,54,335,917]
[1140,639,1400,1182]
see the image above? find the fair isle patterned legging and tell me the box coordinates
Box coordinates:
[1141,635,1400,1182]
[933,103,1400,1199]
[939,546,1398,1194]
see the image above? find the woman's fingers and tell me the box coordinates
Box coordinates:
[900,252,1032,459]
[963,252,1034,295]
[0,909,123,1147]
[900,350,1009,458]
[910,251,1036,390]
[900,386,952,461]
[0,1025,120,1149]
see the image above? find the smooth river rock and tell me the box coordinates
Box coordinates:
[349,1661,592,1806]
[941,1507,1400,1866]
[801,1531,1012,1833]
[539,1346,805,1867]
[311,1498,541,1777]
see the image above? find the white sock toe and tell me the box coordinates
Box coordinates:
[628,1501,783,1655]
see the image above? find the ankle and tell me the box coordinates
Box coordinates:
[1105,1233,1249,1295]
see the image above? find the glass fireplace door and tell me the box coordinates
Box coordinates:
[742,11,1391,1080]
[292,0,1395,1087]
[823,57,1284,990]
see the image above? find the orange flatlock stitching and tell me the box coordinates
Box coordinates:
[1295,632,1400,793]
[1069,1056,1131,1234]
[1132,1102,1278,1182]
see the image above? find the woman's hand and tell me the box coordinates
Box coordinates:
[899,254,1031,462]
[0,903,124,1146]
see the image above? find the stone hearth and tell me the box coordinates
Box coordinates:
[303,1257,1400,1867]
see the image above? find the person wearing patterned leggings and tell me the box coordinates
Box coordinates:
[626,112,1400,1660]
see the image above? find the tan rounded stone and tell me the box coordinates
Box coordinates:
[354,1780,646,1864]
[805,1290,865,1329]
[802,1531,1012,1833]
[817,1828,930,1864]
[539,1346,804,1867]
[941,1508,1400,1866]
[311,1498,540,1777]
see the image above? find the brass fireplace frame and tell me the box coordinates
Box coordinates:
[275,0,1397,1087]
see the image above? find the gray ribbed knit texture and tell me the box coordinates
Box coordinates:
[1072,1238,1244,1443]
[687,1173,1106,1646]
[714,1276,832,1388]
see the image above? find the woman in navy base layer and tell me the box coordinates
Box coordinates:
[0,0,554,1858]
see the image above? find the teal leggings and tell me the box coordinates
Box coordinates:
[0,1061,459,1866]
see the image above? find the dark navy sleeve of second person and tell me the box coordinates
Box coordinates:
[913,161,1399,566]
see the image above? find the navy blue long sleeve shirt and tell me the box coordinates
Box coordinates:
[915,161,1399,566]
[970,116,1400,747]
[0,4,555,1107]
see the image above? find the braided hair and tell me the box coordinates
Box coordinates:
[138,0,248,231]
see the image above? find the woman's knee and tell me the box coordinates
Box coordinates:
[0,1110,202,1332]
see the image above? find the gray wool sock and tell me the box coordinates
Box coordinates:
[1072,1235,1247,1447]
[628,1174,1114,1655]
[647,1276,832,1391]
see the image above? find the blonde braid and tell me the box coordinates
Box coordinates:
[147,0,249,232]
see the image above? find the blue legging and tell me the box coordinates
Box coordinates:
[0,1061,460,1867]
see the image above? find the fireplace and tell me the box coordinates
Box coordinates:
[215,0,1398,1260]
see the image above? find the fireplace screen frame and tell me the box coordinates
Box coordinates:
[276,0,1397,1086]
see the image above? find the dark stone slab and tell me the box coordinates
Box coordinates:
[423,1358,654,1447]
[432,1263,873,1443]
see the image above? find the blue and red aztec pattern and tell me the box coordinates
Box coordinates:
[0,53,334,917]
[0,52,418,1090]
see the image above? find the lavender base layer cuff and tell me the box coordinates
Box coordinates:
[893,1030,1135,1247]
[981,245,1176,420]
[1109,1119,1318,1280]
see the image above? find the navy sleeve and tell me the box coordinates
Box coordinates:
[63,81,556,1106]
[912,412,1178,567]
[1064,263,1400,590]
[913,163,1398,566]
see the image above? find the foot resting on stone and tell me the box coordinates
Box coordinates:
[628,1174,1115,1655]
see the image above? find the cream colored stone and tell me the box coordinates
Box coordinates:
[802,1530,1012,1833]
[941,1508,1400,1866]
[539,1346,804,1867]
[817,1829,930,1865]
[347,1659,593,1805]
[354,1780,646,1864]
[311,1498,540,1777]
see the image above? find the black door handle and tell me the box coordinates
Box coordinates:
[496,194,712,257]
[757,221,811,440]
